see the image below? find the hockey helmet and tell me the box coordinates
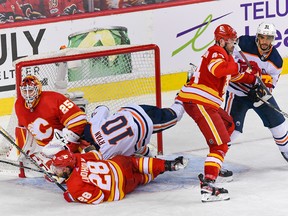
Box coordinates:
[256,22,276,38]
[256,22,276,51]
[214,24,237,42]
[52,150,76,168]
[20,75,42,109]
[51,150,76,178]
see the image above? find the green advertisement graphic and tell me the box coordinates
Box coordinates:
[67,26,131,81]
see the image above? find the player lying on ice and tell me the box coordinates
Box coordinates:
[50,149,187,204]
[42,101,186,183]
[79,102,184,160]
[15,74,186,180]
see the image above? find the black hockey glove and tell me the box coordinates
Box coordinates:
[247,83,266,102]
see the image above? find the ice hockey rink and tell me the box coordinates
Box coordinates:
[1,75,288,216]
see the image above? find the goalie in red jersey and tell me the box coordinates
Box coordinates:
[14,75,88,173]
[50,149,187,204]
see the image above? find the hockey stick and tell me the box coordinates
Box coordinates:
[255,95,288,118]
[233,43,288,118]
[0,159,56,175]
[233,42,272,97]
[0,125,66,192]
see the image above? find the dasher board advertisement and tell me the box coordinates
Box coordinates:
[0,0,287,98]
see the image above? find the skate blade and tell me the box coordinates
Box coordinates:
[216,175,233,183]
[201,193,230,202]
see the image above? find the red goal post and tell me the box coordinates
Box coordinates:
[12,44,164,155]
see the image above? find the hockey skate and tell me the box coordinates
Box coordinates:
[198,173,230,202]
[165,156,188,171]
[217,168,233,183]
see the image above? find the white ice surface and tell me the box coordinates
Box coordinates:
[1,75,288,216]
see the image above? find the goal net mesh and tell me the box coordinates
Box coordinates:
[0,44,162,176]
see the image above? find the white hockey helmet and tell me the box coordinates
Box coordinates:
[255,22,276,52]
[256,22,276,37]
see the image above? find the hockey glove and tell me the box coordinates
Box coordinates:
[247,83,265,102]
[261,74,274,89]
[238,60,261,75]
[42,129,67,158]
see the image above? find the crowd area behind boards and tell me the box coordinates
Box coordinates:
[0,0,211,24]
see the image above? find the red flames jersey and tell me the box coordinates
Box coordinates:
[15,91,87,146]
[176,45,239,109]
[65,152,166,204]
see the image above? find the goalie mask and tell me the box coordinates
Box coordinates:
[255,22,276,53]
[20,75,42,110]
[51,150,76,178]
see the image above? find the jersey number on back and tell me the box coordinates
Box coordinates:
[101,116,134,145]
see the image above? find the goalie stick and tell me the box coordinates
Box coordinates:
[0,125,66,192]
[0,159,56,175]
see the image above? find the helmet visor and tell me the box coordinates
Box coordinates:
[20,85,39,104]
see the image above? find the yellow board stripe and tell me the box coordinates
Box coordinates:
[0,97,15,116]
[0,72,188,116]
[1,59,287,117]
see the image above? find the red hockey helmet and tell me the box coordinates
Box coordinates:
[20,75,42,109]
[214,24,237,42]
[51,150,76,178]
[52,150,76,168]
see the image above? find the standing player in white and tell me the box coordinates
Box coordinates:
[224,23,287,162]
[82,102,184,159]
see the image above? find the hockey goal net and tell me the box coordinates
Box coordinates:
[0,44,163,176]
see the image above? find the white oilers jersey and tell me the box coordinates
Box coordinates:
[228,35,283,96]
[89,105,153,159]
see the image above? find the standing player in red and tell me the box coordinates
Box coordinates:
[51,149,186,204]
[176,24,262,202]
[15,75,87,171]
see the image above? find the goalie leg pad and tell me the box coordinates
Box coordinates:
[9,126,38,161]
